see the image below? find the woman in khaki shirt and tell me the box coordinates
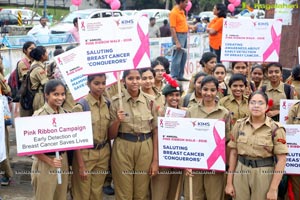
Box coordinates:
[185,76,231,200]
[226,91,288,200]
[29,46,49,113]
[31,79,69,200]
[220,74,249,125]
[151,79,184,200]
[109,69,158,200]
[140,68,165,108]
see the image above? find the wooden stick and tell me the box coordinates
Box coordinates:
[174,173,183,200]
[117,71,123,110]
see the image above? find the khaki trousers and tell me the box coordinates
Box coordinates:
[184,171,225,200]
[72,145,110,200]
[151,168,182,200]
[112,137,153,200]
[233,161,274,200]
[31,152,69,200]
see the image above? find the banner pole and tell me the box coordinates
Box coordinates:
[55,151,62,184]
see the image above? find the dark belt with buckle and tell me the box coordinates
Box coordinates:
[93,140,108,150]
[118,132,152,142]
[238,155,274,168]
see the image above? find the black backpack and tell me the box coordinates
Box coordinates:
[19,65,41,110]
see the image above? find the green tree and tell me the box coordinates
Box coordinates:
[197,0,220,12]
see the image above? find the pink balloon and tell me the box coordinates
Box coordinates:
[71,0,82,6]
[185,1,192,12]
[233,0,241,7]
[105,0,113,4]
[228,0,235,3]
[110,0,121,10]
[228,4,235,13]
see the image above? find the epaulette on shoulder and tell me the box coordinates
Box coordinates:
[34,106,46,115]
[273,121,284,129]
[111,93,124,101]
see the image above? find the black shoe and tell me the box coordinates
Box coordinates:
[177,78,189,81]
[103,185,115,195]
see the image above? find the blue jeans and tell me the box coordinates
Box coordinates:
[170,33,187,79]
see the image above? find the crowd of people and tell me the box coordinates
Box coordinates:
[0,0,299,200]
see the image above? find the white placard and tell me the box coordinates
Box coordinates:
[284,125,300,174]
[279,99,300,125]
[54,47,118,100]
[158,117,225,171]
[221,18,282,62]
[16,112,93,156]
[79,16,150,74]
[165,107,186,118]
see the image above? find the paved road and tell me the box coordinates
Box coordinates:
[0,127,114,200]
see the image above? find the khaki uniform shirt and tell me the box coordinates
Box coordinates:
[17,57,31,81]
[0,73,11,95]
[265,81,297,111]
[291,80,300,99]
[72,93,110,143]
[219,95,249,125]
[142,87,165,109]
[228,116,288,157]
[33,103,65,116]
[181,92,199,108]
[153,81,166,93]
[110,89,158,134]
[106,82,126,99]
[287,102,300,124]
[187,102,231,141]
[30,61,48,90]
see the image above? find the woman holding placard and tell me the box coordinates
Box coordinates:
[109,69,158,200]
[71,73,110,200]
[151,74,184,200]
[225,91,288,200]
[286,101,300,200]
[31,79,69,200]
[0,58,13,186]
[185,76,231,200]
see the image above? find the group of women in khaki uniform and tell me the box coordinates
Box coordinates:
[2,41,300,200]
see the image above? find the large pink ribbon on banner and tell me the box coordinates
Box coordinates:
[133,22,150,69]
[262,25,281,62]
[207,121,226,170]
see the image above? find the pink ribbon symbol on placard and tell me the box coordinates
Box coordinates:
[133,21,150,69]
[81,21,85,30]
[52,117,57,127]
[262,25,281,62]
[160,119,163,127]
[57,57,63,65]
[207,120,225,169]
